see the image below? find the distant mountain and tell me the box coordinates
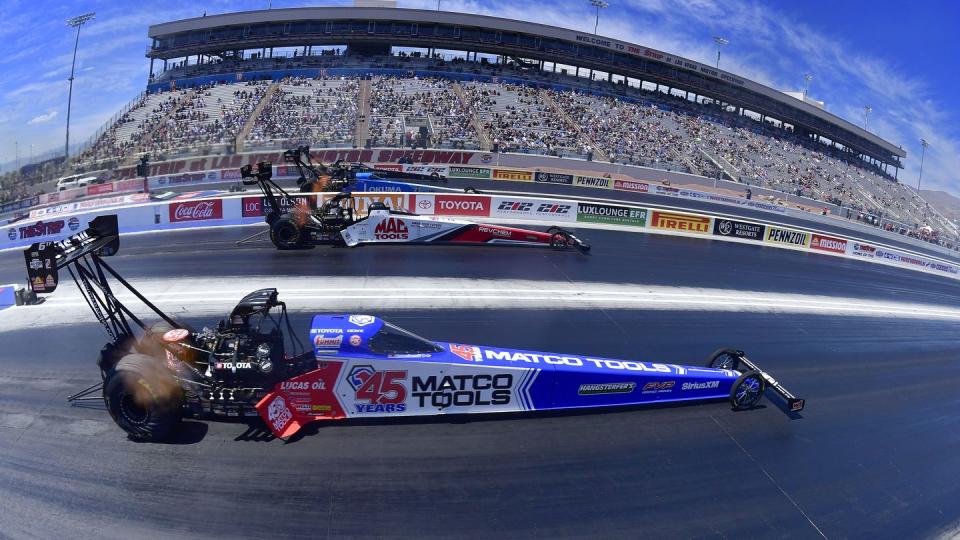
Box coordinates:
[921,189,960,225]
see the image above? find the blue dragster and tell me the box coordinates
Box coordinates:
[254,314,805,438]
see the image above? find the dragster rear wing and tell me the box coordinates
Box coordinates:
[737,353,805,412]
[24,214,119,294]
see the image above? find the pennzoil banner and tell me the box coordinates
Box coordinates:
[765,226,810,247]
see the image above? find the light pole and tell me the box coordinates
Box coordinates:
[65,12,95,160]
[803,73,813,99]
[918,138,929,191]
[713,36,729,70]
[590,0,609,35]
[862,105,872,130]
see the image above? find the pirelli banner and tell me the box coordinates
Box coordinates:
[649,210,712,235]
[491,168,534,182]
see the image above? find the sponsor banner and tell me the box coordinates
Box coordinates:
[653,185,681,197]
[448,166,491,179]
[272,165,299,179]
[874,248,960,274]
[535,171,574,185]
[613,179,649,193]
[8,216,81,243]
[746,200,788,214]
[712,218,765,241]
[323,193,406,215]
[851,242,876,259]
[117,178,146,192]
[650,211,711,234]
[765,226,810,247]
[241,194,317,218]
[219,169,243,181]
[490,196,576,223]
[335,361,533,417]
[577,202,647,227]
[401,164,449,176]
[168,199,223,223]
[149,171,220,190]
[368,149,475,165]
[492,168,534,182]
[29,193,150,219]
[810,233,847,254]
[574,175,612,189]
[433,194,491,217]
[86,183,114,196]
[38,187,84,206]
[411,194,435,214]
[1,196,41,215]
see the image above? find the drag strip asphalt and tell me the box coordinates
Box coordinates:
[1,226,959,538]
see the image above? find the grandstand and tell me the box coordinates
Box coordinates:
[2,6,955,246]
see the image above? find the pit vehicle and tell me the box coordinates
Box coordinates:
[25,216,804,442]
[239,159,590,252]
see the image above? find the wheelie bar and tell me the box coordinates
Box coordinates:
[738,353,805,412]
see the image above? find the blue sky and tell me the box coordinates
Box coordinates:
[0,0,958,194]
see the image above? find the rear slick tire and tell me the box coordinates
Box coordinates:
[271,217,304,250]
[103,353,183,441]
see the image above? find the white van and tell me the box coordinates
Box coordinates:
[55,174,99,191]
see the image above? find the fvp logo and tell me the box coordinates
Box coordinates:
[347,365,408,413]
[374,217,409,240]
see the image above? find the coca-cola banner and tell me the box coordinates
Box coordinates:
[168,199,223,223]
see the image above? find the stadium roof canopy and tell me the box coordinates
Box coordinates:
[147,7,905,167]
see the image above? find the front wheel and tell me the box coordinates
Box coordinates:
[271,217,305,250]
[729,370,765,410]
[707,348,742,370]
[550,231,572,250]
[103,354,183,441]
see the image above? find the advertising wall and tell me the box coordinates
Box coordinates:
[4,188,960,284]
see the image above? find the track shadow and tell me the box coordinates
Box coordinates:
[280,397,774,443]
[129,420,208,445]
[233,423,276,442]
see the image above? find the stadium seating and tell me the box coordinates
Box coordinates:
[246,76,359,150]
[42,68,952,240]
